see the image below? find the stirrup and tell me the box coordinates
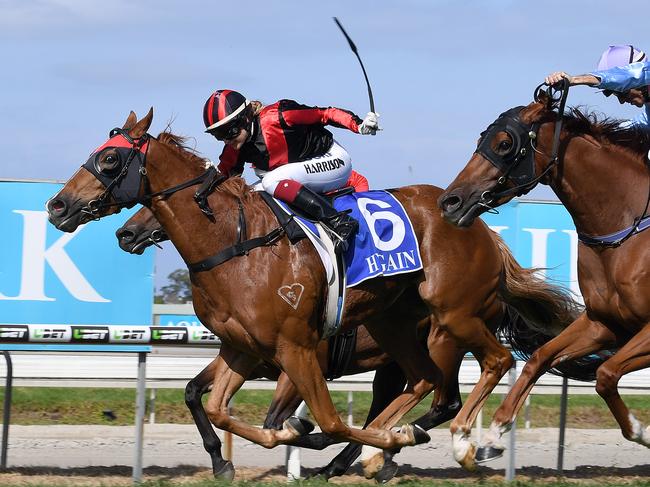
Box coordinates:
[331,219,358,253]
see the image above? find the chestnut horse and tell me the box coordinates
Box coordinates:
[47,109,581,471]
[439,85,642,464]
[117,206,464,480]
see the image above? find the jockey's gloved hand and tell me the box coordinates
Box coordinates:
[359,112,381,135]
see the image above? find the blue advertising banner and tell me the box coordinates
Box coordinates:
[0,181,154,325]
[481,200,579,297]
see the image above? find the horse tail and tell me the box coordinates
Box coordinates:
[492,232,606,382]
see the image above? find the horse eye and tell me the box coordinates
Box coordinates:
[100,153,121,174]
[498,140,512,151]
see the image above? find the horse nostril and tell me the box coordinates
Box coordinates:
[442,194,462,213]
[47,198,67,216]
[116,229,135,244]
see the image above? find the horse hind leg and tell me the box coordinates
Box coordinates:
[184,359,234,480]
[595,324,650,447]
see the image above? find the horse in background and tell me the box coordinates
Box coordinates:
[439,86,643,464]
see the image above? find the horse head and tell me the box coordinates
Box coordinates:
[47,109,154,232]
[116,206,168,254]
[438,88,561,227]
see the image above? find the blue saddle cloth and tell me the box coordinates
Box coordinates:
[281,190,423,287]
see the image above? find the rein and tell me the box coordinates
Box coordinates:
[81,128,217,218]
[477,81,650,249]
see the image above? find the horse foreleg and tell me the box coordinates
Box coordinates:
[479,313,615,463]
[595,324,650,446]
[203,345,306,449]
[311,361,407,480]
[184,358,234,479]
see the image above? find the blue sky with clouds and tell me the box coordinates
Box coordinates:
[1,0,647,289]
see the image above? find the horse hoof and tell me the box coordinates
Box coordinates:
[457,441,477,471]
[411,423,431,445]
[374,460,399,484]
[361,447,385,479]
[283,416,315,436]
[475,445,505,464]
[213,460,235,480]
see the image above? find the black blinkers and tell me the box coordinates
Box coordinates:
[82,128,149,207]
[475,106,539,188]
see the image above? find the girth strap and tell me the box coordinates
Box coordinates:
[325,328,358,380]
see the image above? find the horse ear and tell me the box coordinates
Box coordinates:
[131,107,154,138]
[122,111,138,131]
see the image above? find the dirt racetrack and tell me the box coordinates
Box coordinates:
[2,424,650,484]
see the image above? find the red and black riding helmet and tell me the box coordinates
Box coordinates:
[203,89,249,140]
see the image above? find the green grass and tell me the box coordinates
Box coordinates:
[2,386,650,428]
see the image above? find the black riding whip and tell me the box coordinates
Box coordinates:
[333,17,375,113]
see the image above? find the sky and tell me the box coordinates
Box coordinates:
[1,0,647,290]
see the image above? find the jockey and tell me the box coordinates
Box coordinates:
[203,89,380,251]
[545,44,650,128]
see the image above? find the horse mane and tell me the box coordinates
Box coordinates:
[156,130,212,169]
[155,129,255,199]
[560,106,650,156]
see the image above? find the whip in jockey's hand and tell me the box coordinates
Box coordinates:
[359,112,381,135]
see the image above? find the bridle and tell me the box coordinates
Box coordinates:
[476,80,650,248]
[80,127,286,272]
[80,128,220,219]
[476,79,570,210]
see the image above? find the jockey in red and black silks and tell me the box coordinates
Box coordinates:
[202,89,380,252]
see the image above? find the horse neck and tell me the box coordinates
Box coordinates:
[144,141,249,265]
[542,127,649,237]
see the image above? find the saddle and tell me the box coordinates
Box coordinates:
[258,186,356,244]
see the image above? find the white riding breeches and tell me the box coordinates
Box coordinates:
[260,141,352,195]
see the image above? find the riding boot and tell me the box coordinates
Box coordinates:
[292,186,358,252]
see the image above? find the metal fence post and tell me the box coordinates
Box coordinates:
[557,376,569,474]
[1,351,13,471]
[133,352,147,484]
